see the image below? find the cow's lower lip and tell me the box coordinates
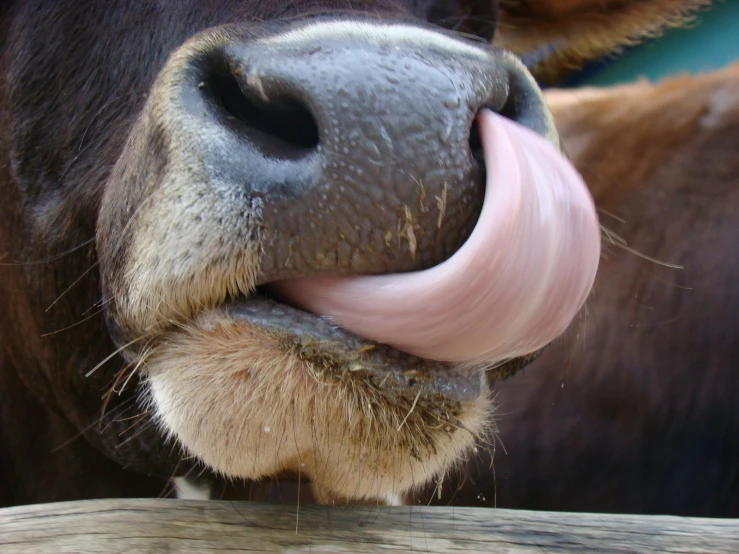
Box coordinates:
[223,294,485,402]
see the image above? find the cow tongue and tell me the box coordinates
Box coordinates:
[270,110,601,364]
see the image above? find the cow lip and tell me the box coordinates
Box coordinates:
[221,293,485,402]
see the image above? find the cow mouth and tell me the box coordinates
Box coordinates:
[114,109,600,410]
[243,111,598,366]
[222,293,489,401]
[201,109,601,397]
[116,107,600,401]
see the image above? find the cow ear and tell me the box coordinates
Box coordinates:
[495,0,710,84]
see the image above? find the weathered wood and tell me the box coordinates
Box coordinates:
[1,499,737,553]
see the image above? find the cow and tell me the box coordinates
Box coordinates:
[0,0,709,507]
[417,61,739,517]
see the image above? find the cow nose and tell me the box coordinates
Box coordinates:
[180,21,557,282]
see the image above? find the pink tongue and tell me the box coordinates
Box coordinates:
[271,110,601,363]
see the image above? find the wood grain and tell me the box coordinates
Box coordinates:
[1,499,737,553]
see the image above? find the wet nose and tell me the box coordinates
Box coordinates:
[181,20,558,282]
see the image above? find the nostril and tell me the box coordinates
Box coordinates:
[498,93,520,125]
[469,88,531,174]
[468,116,484,170]
[200,62,319,158]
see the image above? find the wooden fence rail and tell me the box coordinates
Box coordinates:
[1,498,737,553]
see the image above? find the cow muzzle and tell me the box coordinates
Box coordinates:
[96,17,600,501]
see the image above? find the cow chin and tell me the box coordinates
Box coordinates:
[143,310,490,502]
